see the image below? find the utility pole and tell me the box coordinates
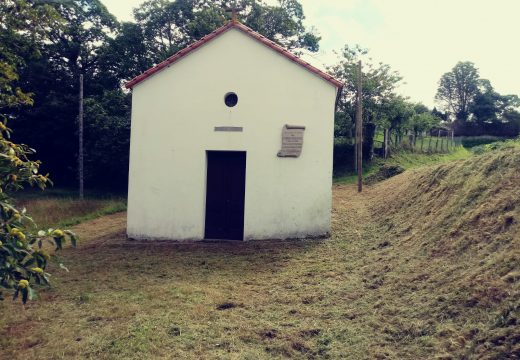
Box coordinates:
[356,60,363,193]
[78,73,84,200]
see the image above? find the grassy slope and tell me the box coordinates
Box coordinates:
[0,147,518,359]
[363,143,520,358]
[334,146,471,184]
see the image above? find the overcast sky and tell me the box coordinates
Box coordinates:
[102,0,520,107]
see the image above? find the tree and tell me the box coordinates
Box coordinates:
[97,22,154,84]
[0,0,76,303]
[0,0,60,110]
[409,112,441,138]
[10,0,119,187]
[132,0,320,65]
[435,61,480,123]
[83,90,131,189]
[471,79,520,125]
[0,120,77,303]
[330,45,403,159]
[381,96,415,144]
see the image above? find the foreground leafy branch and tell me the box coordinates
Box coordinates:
[0,120,76,303]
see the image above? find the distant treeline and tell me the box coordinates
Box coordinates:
[2,1,519,191]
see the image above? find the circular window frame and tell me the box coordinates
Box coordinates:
[224,92,238,107]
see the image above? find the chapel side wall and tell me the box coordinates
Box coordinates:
[127,28,337,241]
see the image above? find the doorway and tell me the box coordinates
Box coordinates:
[204,151,246,240]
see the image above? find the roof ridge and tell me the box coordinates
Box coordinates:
[125,21,342,89]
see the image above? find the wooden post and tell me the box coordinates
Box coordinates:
[428,133,432,153]
[451,130,455,148]
[383,129,389,159]
[420,133,424,153]
[78,74,84,200]
[435,129,441,152]
[440,132,445,152]
[355,60,363,193]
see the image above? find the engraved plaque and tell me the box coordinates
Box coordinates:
[277,124,306,158]
[215,126,243,132]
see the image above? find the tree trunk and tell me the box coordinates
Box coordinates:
[384,128,389,158]
[78,74,84,199]
[356,60,363,193]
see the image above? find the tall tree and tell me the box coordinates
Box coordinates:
[11,0,118,186]
[0,0,60,111]
[132,0,320,67]
[0,0,77,304]
[471,79,520,124]
[435,61,480,123]
[330,45,403,158]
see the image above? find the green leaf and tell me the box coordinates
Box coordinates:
[69,234,77,247]
[28,287,37,301]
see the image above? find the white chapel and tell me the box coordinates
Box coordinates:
[125,18,342,241]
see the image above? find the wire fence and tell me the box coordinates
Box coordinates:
[375,129,457,158]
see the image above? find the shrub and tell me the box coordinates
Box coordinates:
[458,136,508,148]
[0,119,76,303]
[365,164,405,184]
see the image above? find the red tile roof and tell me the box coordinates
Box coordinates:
[125,21,343,89]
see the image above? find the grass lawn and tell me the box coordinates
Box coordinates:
[3,189,408,360]
[15,190,126,230]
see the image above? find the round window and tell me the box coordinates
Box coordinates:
[224,92,238,107]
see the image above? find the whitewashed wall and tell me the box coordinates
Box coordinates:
[127,28,338,241]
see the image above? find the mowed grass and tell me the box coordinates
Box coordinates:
[0,146,518,359]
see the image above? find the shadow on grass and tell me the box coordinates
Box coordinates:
[63,236,327,277]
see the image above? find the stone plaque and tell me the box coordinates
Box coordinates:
[277,124,306,158]
[215,126,243,132]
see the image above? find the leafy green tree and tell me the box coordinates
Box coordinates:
[431,107,448,122]
[382,96,415,144]
[471,79,520,125]
[0,0,60,110]
[83,90,131,189]
[0,121,77,303]
[240,0,320,53]
[409,113,441,137]
[330,45,403,158]
[132,0,320,64]
[435,61,480,123]
[97,22,154,83]
[42,0,118,78]
[0,1,76,303]
[10,0,119,185]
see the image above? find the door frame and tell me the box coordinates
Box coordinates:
[203,150,247,241]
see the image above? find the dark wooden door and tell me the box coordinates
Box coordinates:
[205,151,246,240]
